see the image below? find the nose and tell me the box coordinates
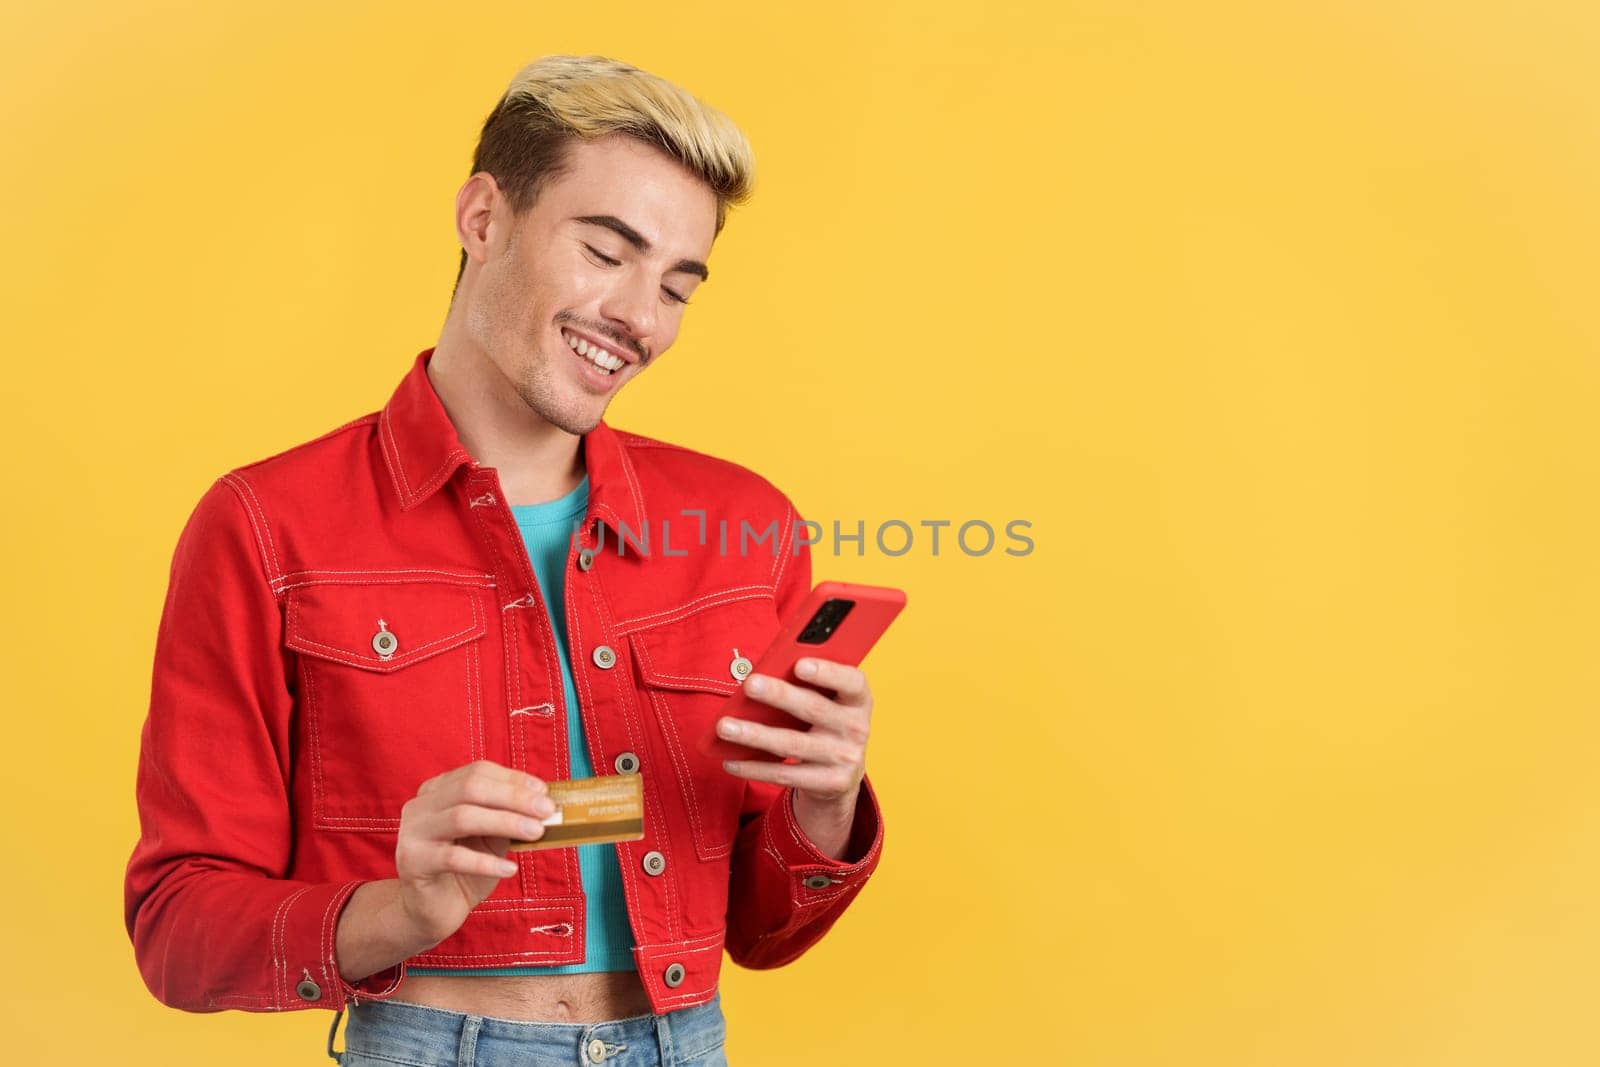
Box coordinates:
[598,270,658,360]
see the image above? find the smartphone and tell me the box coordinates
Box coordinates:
[698,580,907,763]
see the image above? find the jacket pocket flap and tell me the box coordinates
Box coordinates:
[626,594,782,695]
[286,581,487,673]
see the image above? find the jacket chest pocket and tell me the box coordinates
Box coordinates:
[286,577,492,832]
[625,596,782,863]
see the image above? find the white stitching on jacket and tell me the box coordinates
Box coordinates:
[219,474,282,583]
[510,703,555,717]
[611,587,775,635]
[586,575,687,936]
[272,568,495,592]
[379,407,413,504]
[770,498,795,590]
[272,885,315,1011]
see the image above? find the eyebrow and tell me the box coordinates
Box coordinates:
[571,215,710,281]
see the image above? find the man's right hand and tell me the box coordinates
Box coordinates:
[395,760,557,946]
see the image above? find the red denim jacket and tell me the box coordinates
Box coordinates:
[123,347,885,1015]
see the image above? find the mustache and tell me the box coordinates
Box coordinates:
[554,316,649,364]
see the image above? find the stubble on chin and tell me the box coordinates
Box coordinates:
[515,342,605,436]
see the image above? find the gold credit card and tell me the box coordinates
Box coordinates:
[508,773,644,851]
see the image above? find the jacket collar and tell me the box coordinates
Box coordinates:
[378,347,647,541]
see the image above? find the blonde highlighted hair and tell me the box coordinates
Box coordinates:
[453,55,755,294]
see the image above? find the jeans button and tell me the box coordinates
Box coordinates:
[663,962,686,987]
[587,1037,607,1063]
[729,655,753,681]
[592,645,616,669]
[578,548,596,571]
[642,850,666,876]
[371,622,397,659]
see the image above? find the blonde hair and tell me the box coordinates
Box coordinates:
[453,55,755,294]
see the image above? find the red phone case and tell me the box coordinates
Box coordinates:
[697,580,907,763]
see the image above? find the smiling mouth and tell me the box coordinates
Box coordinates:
[561,328,628,376]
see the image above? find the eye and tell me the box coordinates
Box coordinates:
[662,287,690,306]
[582,244,621,267]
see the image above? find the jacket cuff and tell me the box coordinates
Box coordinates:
[771,776,884,891]
[284,879,407,1008]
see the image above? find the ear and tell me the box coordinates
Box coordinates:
[455,172,503,268]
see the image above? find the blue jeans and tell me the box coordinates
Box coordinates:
[326,990,729,1066]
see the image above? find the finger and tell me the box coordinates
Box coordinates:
[741,674,845,729]
[721,757,856,794]
[421,760,545,798]
[716,716,847,763]
[422,803,553,845]
[446,768,552,818]
[793,658,870,704]
[461,760,547,795]
[436,841,525,879]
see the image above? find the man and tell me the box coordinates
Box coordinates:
[124,55,885,1065]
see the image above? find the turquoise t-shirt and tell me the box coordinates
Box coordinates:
[407,472,637,976]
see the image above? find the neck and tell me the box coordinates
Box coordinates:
[426,328,585,508]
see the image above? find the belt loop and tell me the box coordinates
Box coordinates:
[325,997,348,1064]
[457,1013,484,1066]
[654,1005,674,1064]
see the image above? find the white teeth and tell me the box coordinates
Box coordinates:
[562,329,624,374]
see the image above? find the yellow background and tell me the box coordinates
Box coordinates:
[3,1,1597,1063]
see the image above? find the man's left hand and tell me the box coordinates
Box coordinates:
[717,657,871,858]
